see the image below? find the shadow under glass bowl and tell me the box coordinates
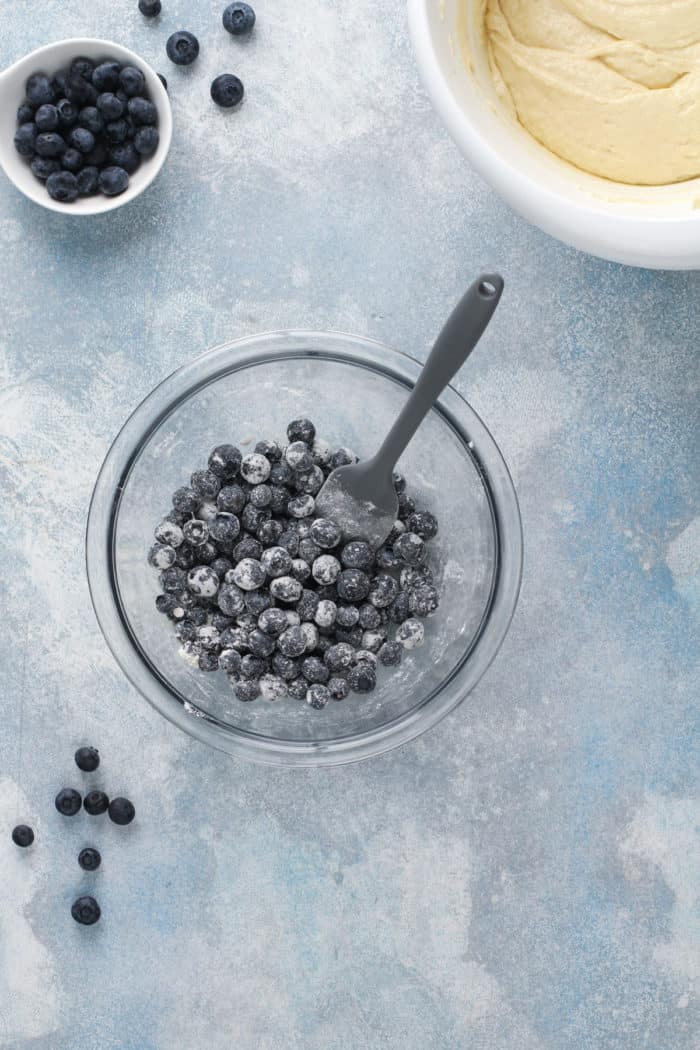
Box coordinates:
[86,331,522,766]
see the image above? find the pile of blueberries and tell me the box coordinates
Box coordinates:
[149,419,441,710]
[13,58,159,203]
[11,746,136,926]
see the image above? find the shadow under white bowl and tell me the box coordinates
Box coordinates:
[408,0,700,269]
[0,38,172,215]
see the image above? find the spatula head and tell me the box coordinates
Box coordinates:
[314,462,398,549]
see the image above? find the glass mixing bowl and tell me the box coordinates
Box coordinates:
[86,331,522,766]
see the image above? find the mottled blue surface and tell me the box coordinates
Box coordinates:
[0,3,698,1048]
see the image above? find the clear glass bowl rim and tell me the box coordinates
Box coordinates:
[86,330,523,766]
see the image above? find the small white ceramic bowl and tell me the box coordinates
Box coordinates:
[0,38,172,215]
[408,0,700,269]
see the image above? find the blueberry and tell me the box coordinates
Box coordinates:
[51,71,68,98]
[386,520,406,545]
[288,494,315,518]
[296,588,319,621]
[61,148,83,173]
[358,603,381,630]
[387,590,410,624]
[166,31,200,66]
[299,621,319,652]
[199,651,219,672]
[240,453,271,485]
[255,439,281,461]
[34,104,59,131]
[235,679,260,702]
[139,0,162,14]
[210,74,245,109]
[26,73,54,106]
[156,593,179,617]
[269,576,303,603]
[310,518,342,549]
[220,626,250,651]
[187,565,220,597]
[182,519,208,547]
[217,582,246,617]
[347,661,377,694]
[55,788,82,816]
[340,541,374,571]
[248,629,276,658]
[323,642,354,672]
[259,674,287,701]
[232,558,266,591]
[393,471,406,494]
[248,484,271,508]
[278,528,300,556]
[17,101,35,124]
[393,532,425,566]
[276,625,306,658]
[148,542,176,569]
[109,142,141,173]
[233,535,262,562]
[128,96,158,125]
[260,545,293,579]
[68,126,95,154]
[408,583,440,617]
[82,789,109,819]
[406,510,438,540]
[14,123,38,156]
[245,590,274,620]
[108,797,135,825]
[258,608,288,637]
[56,98,79,127]
[223,2,256,34]
[158,73,168,91]
[175,544,197,569]
[257,519,284,546]
[398,492,416,518]
[86,141,109,167]
[176,619,198,643]
[287,677,308,700]
[71,57,95,80]
[211,556,233,578]
[78,847,101,871]
[336,604,360,628]
[395,617,425,650]
[272,653,301,680]
[400,565,433,590]
[72,896,101,925]
[376,546,402,572]
[336,569,370,603]
[335,625,363,647]
[30,156,61,180]
[287,418,315,445]
[306,683,330,710]
[294,466,324,495]
[46,170,78,202]
[219,648,243,675]
[208,444,242,478]
[379,641,403,667]
[285,441,313,472]
[105,118,129,144]
[368,573,400,609]
[361,629,386,653]
[328,677,349,702]
[78,106,103,134]
[133,125,160,156]
[75,746,100,772]
[92,62,122,92]
[312,555,341,586]
[155,520,184,547]
[241,654,268,679]
[99,166,130,196]
[290,558,311,582]
[12,824,34,848]
[240,503,269,533]
[217,483,246,513]
[270,461,294,486]
[119,66,146,98]
[96,92,123,120]
[66,72,98,106]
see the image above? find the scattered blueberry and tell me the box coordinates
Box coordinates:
[211,74,244,109]
[223,2,256,34]
[75,746,100,772]
[71,896,101,925]
[78,847,102,871]
[12,824,34,848]
[55,788,82,816]
[157,73,168,91]
[139,0,162,14]
[108,797,135,826]
[166,30,200,66]
[83,790,109,815]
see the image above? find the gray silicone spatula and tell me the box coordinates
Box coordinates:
[315,273,504,547]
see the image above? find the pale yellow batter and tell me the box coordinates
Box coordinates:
[482,0,700,185]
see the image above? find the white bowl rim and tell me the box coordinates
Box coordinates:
[0,37,172,215]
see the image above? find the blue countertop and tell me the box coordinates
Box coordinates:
[1,2,698,1048]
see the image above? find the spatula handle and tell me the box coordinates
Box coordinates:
[372,274,504,475]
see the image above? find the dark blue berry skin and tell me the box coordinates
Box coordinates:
[120,66,146,97]
[109,143,141,174]
[46,171,79,202]
[17,101,35,124]
[108,797,135,826]
[61,149,83,173]
[68,126,95,153]
[166,31,200,66]
[51,71,68,98]
[56,98,79,127]
[35,104,59,131]
[66,72,98,106]
[75,165,99,195]
[208,444,242,478]
[26,73,54,106]
[210,74,244,108]
[104,118,129,144]
[98,164,129,196]
[139,0,162,14]
[14,123,38,156]
[83,790,109,815]
[223,2,256,34]
[97,92,124,120]
[78,847,101,871]
[55,788,82,816]
[92,62,121,92]
[172,486,199,514]
[128,97,158,125]
[71,896,101,925]
[287,418,316,445]
[12,824,34,847]
[35,132,66,157]
[79,106,103,134]
[31,156,61,180]
[85,141,109,167]
[75,746,100,772]
[132,125,158,154]
[71,57,95,80]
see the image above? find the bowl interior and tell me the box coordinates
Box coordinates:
[111,350,499,744]
[0,38,172,215]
